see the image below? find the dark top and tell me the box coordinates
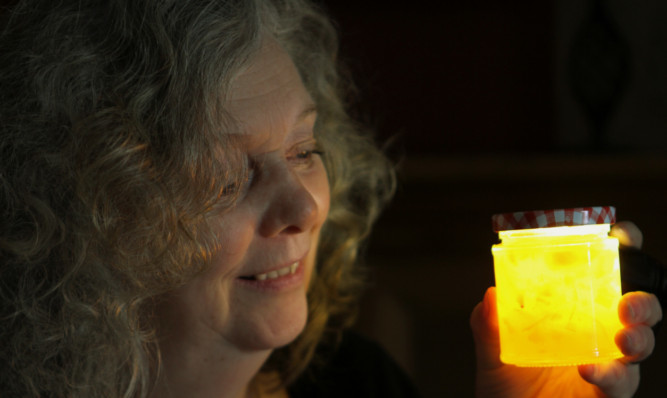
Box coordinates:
[288,332,422,398]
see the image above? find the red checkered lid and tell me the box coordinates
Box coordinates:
[492,206,616,231]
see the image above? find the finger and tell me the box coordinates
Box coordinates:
[610,221,643,249]
[618,291,663,326]
[578,361,640,398]
[469,287,503,370]
[615,324,656,363]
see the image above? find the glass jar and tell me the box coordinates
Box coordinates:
[491,206,624,367]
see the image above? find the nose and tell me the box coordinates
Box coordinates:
[258,165,321,237]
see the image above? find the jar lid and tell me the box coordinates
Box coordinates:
[492,206,616,231]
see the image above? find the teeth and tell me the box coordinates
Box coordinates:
[253,262,299,281]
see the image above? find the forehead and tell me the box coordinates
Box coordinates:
[226,38,314,132]
[222,37,316,153]
[228,38,298,100]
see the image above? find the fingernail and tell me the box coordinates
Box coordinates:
[624,331,634,349]
[626,301,637,322]
[622,330,639,352]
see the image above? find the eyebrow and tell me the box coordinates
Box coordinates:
[296,104,318,122]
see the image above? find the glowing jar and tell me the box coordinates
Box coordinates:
[491,206,624,367]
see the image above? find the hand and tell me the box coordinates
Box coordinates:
[470,222,663,398]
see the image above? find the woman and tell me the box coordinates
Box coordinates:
[0,0,660,397]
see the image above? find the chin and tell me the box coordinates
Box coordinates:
[228,292,309,352]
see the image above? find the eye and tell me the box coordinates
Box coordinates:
[295,149,324,161]
[220,167,256,197]
[288,140,324,167]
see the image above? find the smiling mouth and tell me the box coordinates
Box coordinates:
[239,262,299,281]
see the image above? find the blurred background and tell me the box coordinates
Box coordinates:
[320,0,667,396]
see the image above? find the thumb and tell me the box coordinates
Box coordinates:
[470,287,503,370]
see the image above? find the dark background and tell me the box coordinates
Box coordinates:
[319,1,667,397]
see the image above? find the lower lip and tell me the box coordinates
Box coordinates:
[235,263,305,292]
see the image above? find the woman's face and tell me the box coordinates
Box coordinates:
[159,38,330,353]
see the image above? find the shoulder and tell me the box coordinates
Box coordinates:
[288,331,421,398]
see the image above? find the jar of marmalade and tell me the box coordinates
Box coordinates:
[491,206,624,367]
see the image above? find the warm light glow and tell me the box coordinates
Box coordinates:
[492,224,624,367]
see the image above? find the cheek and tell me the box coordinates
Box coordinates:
[207,212,255,279]
[310,162,331,225]
[304,165,329,286]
